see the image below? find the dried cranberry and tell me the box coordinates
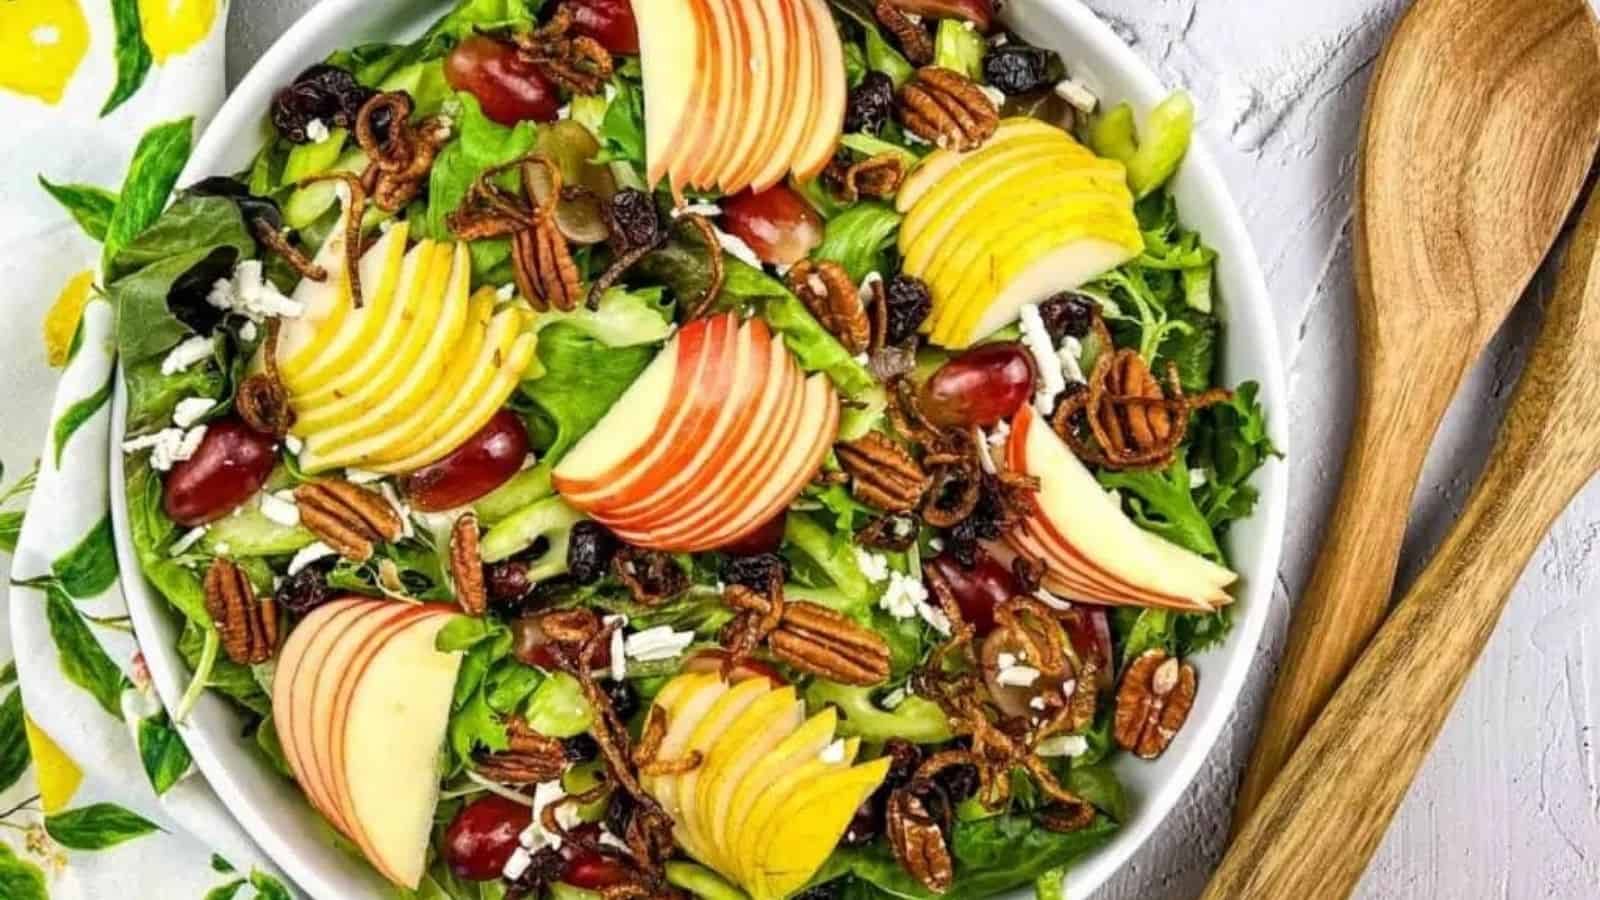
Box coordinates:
[485,558,537,608]
[843,739,923,845]
[884,275,933,344]
[567,521,620,584]
[608,188,662,249]
[1037,292,1096,342]
[604,680,639,720]
[721,553,789,594]
[845,71,896,134]
[946,480,1007,566]
[982,44,1056,96]
[603,788,634,839]
[275,559,337,616]
[270,64,374,144]
[563,733,600,762]
[933,762,980,802]
[506,846,565,898]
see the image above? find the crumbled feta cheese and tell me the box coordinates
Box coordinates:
[881,687,907,709]
[123,426,207,472]
[928,537,945,552]
[208,259,304,321]
[961,19,975,30]
[988,419,1010,448]
[979,84,1008,110]
[502,847,533,881]
[344,468,384,484]
[379,482,414,539]
[1059,336,1086,385]
[239,321,258,342]
[520,780,581,851]
[497,282,517,301]
[161,336,214,375]
[605,615,628,681]
[853,352,870,366]
[879,571,950,635]
[990,32,1009,47]
[172,397,216,429]
[996,664,1041,687]
[284,434,303,455]
[169,526,208,557]
[213,541,231,555]
[625,626,695,661]
[1053,78,1100,114]
[1019,304,1067,413]
[1029,695,1048,711]
[1035,735,1090,758]
[288,541,336,576]
[855,547,890,583]
[819,739,847,764]
[259,491,300,528]
[1190,468,1209,489]
[304,118,331,143]
[673,202,723,218]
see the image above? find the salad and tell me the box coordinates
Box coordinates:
[114,0,1274,898]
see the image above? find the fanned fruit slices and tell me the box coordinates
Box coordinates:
[551,312,839,552]
[640,672,890,900]
[635,0,847,195]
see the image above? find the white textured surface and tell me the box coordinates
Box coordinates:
[228,1,1600,897]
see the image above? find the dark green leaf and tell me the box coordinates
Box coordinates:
[0,662,15,688]
[519,323,657,464]
[595,76,646,167]
[254,716,292,777]
[125,460,212,627]
[102,118,195,275]
[0,842,47,900]
[52,369,113,467]
[211,853,236,873]
[0,512,23,555]
[45,585,130,718]
[418,92,537,283]
[45,802,163,850]
[813,202,902,283]
[176,619,269,715]
[102,0,153,116]
[0,689,30,795]
[1065,764,1128,823]
[51,515,119,599]
[137,713,192,795]
[1097,458,1221,561]
[123,350,225,436]
[1117,608,1171,665]
[38,177,119,241]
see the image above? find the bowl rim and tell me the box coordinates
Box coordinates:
[109,2,1290,898]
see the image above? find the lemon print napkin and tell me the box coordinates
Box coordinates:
[1,1,295,897]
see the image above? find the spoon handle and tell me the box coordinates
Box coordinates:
[1206,188,1600,900]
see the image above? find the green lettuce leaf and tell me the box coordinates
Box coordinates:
[518,323,658,464]
[933,19,986,80]
[419,91,539,283]
[813,202,902,283]
[1097,457,1221,562]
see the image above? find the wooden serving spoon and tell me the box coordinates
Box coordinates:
[1233,0,1600,827]
[1205,167,1600,900]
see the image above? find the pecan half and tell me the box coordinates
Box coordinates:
[1113,650,1197,759]
[450,513,487,617]
[887,784,954,893]
[897,67,999,151]
[294,479,404,563]
[837,432,929,513]
[875,0,934,65]
[770,602,892,686]
[204,558,277,664]
[449,155,584,312]
[475,718,569,785]
[788,260,870,355]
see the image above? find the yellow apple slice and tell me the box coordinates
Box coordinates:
[281,221,410,389]
[339,610,462,888]
[672,677,773,862]
[896,117,1071,212]
[638,672,712,794]
[720,708,837,877]
[276,203,356,378]
[792,0,849,181]
[747,0,813,192]
[637,0,704,188]
[736,737,858,887]
[693,687,802,874]
[750,757,893,900]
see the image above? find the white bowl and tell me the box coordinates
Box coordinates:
[111,2,1290,897]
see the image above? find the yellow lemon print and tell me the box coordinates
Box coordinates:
[139,0,219,64]
[24,715,84,814]
[0,0,91,105]
[44,270,96,368]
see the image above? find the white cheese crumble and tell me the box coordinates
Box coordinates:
[819,739,848,764]
[123,426,206,472]
[879,571,951,636]
[259,491,300,528]
[304,118,331,143]
[213,541,231,555]
[853,352,871,366]
[928,537,945,552]
[1029,695,1048,711]
[855,547,890,584]
[604,614,628,682]
[497,282,517,301]
[673,202,723,218]
[169,526,208,557]
[1059,336,1086,385]
[284,434,303,456]
[344,468,384,484]
[1053,78,1100,114]
[996,664,1041,687]
[208,259,304,321]
[988,419,1010,448]
[1019,304,1067,413]
[171,397,215,429]
[881,687,908,709]
[239,320,258,342]
[502,847,533,881]
[1035,735,1090,758]
[1190,468,1209,489]
[161,336,214,375]
[625,625,695,662]
[519,780,582,851]
[996,651,1018,670]
[287,541,336,576]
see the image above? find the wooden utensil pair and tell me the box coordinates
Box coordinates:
[1212,0,1600,895]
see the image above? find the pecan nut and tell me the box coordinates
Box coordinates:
[770,601,892,686]
[450,513,487,617]
[204,558,277,664]
[887,784,954,893]
[837,431,929,513]
[1113,649,1197,759]
[788,260,871,355]
[475,718,568,785]
[875,0,934,65]
[897,67,1000,152]
[294,479,405,563]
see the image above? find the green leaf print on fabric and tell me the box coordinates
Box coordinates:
[102,0,154,117]
[0,842,48,900]
[137,712,192,795]
[0,461,37,555]
[37,177,120,242]
[44,585,131,718]
[51,515,119,599]
[102,118,195,274]
[51,368,113,468]
[203,881,246,900]
[43,802,163,850]
[0,689,30,795]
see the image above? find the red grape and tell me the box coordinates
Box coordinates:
[445,35,561,125]
[162,419,277,526]
[401,411,530,512]
[513,612,612,671]
[918,342,1035,428]
[443,794,532,882]
[719,185,824,266]
[718,511,787,556]
[682,649,784,685]
[926,550,1020,636]
[558,824,632,888]
[567,0,640,54]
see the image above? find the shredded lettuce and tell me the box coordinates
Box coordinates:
[813,201,903,283]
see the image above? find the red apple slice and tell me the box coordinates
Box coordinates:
[598,318,775,526]
[718,0,780,193]
[638,0,709,189]
[565,313,740,511]
[272,597,369,825]
[749,0,817,191]
[682,0,741,190]
[791,0,848,181]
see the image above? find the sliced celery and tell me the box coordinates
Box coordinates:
[1126,91,1195,199]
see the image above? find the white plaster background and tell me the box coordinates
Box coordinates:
[226,0,1600,897]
